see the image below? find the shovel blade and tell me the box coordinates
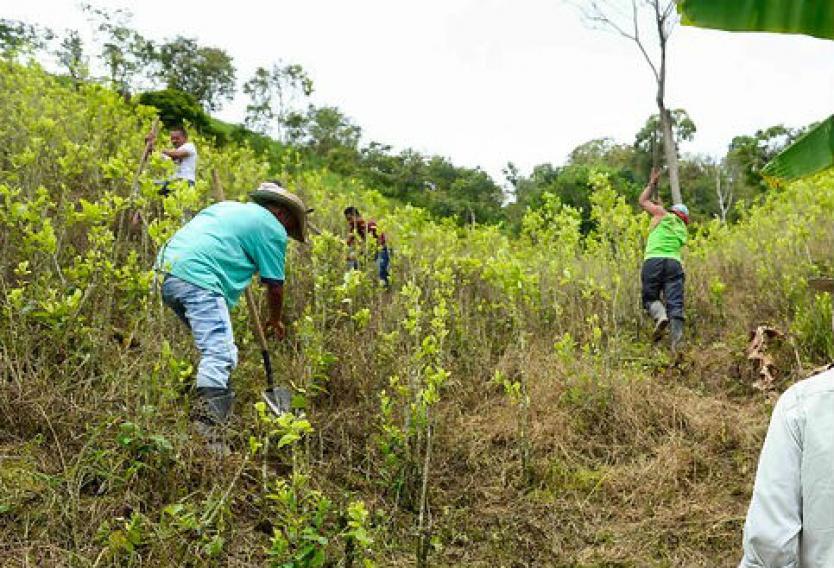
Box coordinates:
[262,387,293,416]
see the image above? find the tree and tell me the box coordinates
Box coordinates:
[55,30,88,88]
[298,105,362,153]
[676,155,720,218]
[569,137,635,169]
[506,159,639,234]
[633,109,696,180]
[360,142,410,193]
[417,156,504,224]
[0,18,53,59]
[243,62,314,139]
[581,0,684,204]
[82,4,155,96]
[726,124,807,197]
[502,161,521,191]
[153,37,237,111]
[137,88,209,131]
[359,146,429,200]
[513,163,561,210]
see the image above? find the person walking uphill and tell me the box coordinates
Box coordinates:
[155,182,308,441]
[639,167,690,352]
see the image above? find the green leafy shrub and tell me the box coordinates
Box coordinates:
[137,88,210,131]
[792,292,834,361]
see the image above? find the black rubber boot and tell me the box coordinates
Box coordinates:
[670,318,684,355]
[193,387,234,455]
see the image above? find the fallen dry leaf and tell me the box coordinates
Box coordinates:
[746,326,784,391]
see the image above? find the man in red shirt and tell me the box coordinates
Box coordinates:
[344,206,390,288]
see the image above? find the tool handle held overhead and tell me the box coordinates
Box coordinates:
[132,117,160,198]
[650,130,661,202]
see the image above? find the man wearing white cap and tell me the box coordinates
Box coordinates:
[638,167,690,353]
[156,182,308,434]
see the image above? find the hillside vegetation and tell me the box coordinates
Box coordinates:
[2,63,834,567]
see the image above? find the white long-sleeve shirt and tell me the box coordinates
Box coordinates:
[739,370,834,568]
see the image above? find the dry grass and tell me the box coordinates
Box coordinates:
[1,315,776,567]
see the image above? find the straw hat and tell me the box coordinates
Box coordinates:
[249,182,309,242]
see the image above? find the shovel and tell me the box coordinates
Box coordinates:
[245,287,293,415]
[212,169,293,416]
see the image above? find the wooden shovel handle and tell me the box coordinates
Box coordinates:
[245,288,269,351]
[132,117,160,197]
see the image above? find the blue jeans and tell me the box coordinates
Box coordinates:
[347,247,391,287]
[376,248,390,287]
[161,275,238,390]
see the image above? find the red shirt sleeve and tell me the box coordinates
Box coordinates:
[367,220,386,246]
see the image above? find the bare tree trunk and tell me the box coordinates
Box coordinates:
[715,164,733,223]
[653,0,682,205]
[658,106,682,204]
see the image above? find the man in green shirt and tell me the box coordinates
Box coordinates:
[156,182,309,439]
[638,168,690,352]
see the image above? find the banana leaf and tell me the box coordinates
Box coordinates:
[762,116,834,181]
[679,1,834,179]
[678,0,834,41]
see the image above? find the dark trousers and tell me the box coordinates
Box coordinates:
[641,257,685,320]
[156,179,195,196]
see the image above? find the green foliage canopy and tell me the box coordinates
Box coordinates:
[137,88,210,131]
[153,36,236,112]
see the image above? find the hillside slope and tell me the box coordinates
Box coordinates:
[2,63,834,567]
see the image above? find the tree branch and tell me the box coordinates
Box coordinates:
[632,0,661,83]
[580,0,661,84]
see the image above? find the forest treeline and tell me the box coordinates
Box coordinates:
[0,11,808,229]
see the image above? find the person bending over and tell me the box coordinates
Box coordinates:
[156,182,308,444]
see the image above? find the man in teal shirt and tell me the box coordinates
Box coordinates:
[156,182,309,436]
[639,168,690,352]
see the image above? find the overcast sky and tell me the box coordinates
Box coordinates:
[7,0,834,183]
